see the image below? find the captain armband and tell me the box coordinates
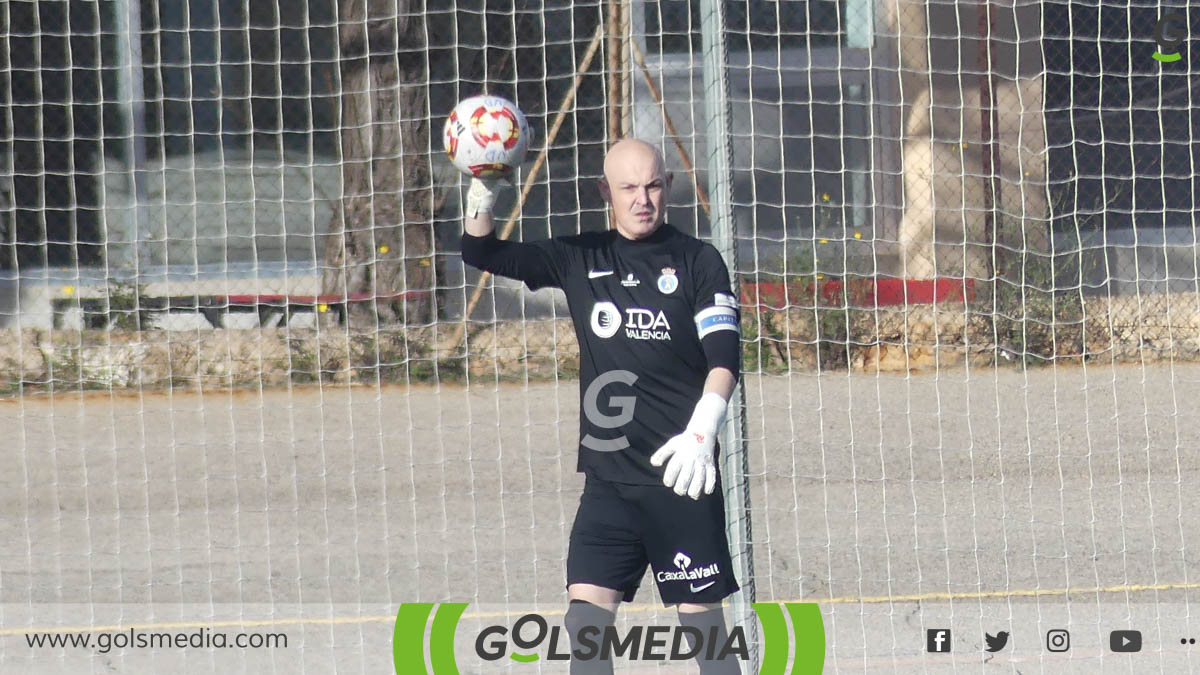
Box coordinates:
[694,293,739,339]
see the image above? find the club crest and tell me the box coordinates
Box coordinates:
[657,267,679,294]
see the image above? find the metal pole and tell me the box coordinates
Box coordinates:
[113,0,149,273]
[698,0,756,671]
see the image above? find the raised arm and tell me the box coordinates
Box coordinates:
[459,177,566,291]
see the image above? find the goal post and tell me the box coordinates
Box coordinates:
[697,0,759,669]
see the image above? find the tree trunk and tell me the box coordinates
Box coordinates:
[323,0,433,325]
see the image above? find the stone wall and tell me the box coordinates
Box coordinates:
[7,293,1200,394]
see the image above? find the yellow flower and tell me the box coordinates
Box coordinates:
[821,193,831,202]
[816,274,825,280]
[419,257,431,267]
[854,232,862,239]
[318,303,329,313]
[62,285,75,297]
[378,244,389,254]
[819,239,828,245]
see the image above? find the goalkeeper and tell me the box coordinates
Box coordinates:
[461,139,741,674]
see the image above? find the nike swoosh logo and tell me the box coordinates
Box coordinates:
[588,270,614,278]
[690,581,716,593]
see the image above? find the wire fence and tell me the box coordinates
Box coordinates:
[0,0,1196,386]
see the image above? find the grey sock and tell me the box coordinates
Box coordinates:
[677,607,741,675]
[564,600,616,675]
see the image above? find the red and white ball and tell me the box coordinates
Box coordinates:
[442,95,532,178]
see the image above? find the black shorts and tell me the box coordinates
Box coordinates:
[566,476,739,605]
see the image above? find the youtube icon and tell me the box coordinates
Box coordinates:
[1110,630,1142,653]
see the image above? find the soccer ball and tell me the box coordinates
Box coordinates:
[442,95,532,179]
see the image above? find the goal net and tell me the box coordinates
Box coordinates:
[1,0,1197,671]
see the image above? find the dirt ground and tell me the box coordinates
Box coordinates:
[3,363,1200,673]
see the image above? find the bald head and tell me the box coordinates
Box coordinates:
[598,139,672,240]
[603,139,666,183]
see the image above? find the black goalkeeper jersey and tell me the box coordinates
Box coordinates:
[462,223,740,485]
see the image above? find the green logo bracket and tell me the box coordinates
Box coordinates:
[751,602,826,675]
[393,602,468,675]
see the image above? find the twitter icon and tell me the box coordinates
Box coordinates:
[985,631,1010,652]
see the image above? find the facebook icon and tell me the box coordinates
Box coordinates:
[927,628,952,653]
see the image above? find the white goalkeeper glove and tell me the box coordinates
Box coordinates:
[650,392,728,500]
[465,175,510,218]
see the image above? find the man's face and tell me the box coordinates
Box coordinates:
[599,142,672,240]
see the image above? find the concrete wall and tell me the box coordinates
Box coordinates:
[101,149,342,269]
